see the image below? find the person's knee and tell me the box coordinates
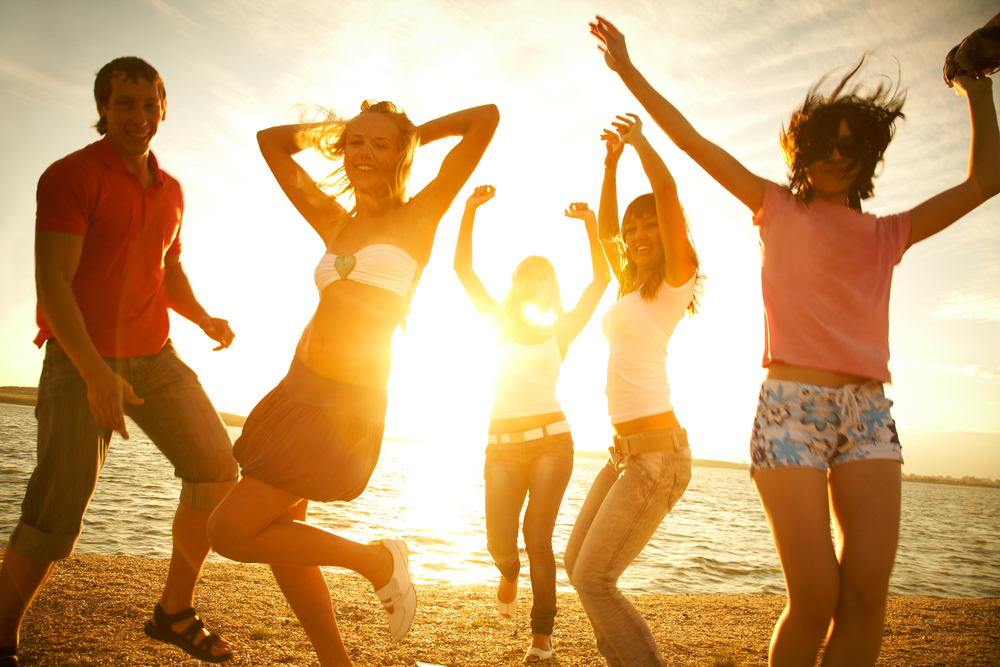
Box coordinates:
[838,573,889,619]
[205,504,244,561]
[523,529,554,561]
[787,575,840,634]
[569,556,615,601]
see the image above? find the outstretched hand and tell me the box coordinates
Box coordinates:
[612,113,643,145]
[589,16,631,73]
[466,184,496,208]
[200,316,235,351]
[565,202,597,224]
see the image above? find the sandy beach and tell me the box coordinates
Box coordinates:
[5,549,997,666]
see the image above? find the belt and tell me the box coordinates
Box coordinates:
[488,420,571,444]
[611,428,689,457]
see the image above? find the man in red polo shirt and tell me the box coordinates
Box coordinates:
[0,58,237,665]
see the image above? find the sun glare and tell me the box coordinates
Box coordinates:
[521,303,557,326]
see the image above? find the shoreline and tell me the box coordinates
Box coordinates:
[8,550,999,666]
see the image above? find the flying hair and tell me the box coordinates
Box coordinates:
[780,55,906,211]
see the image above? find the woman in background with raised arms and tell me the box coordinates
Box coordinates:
[563,112,702,666]
[207,99,498,667]
[453,185,609,662]
[590,15,999,667]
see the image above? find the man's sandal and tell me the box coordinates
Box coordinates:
[143,603,233,663]
[0,644,17,667]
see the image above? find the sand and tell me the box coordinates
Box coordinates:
[8,550,998,666]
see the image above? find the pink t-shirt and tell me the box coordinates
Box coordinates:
[753,181,910,383]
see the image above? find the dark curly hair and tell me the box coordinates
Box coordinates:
[94,57,165,135]
[614,193,704,316]
[780,56,906,211]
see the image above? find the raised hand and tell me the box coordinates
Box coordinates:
[953,74,993,99]
[602,128,625,168]
[565,202,597,224]
[466,183,496,208]
[589,16,631,73]
[612,113,643,145]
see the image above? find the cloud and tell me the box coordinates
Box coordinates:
[900,359,1000,379]
[142,0,197,25]
[921,292,1000,322]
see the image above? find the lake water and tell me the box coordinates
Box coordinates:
[1,403,997,597]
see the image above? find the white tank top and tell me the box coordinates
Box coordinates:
[602,275,694,424]
[490,334,564,419]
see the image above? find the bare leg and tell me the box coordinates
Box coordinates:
[0,548,53,648]
[207,477,392,585]
[269,502,350,667]
[149,504,231,659]
[821,460,901,666]
[753,467,840,667]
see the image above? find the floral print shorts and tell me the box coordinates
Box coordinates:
[749,379,903,474]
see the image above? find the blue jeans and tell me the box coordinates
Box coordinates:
[564,429,691,666]
[484,431,574,636]
[10,339,238,561]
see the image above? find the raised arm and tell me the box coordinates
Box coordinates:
[617,115,697,287]
[409,104,500,223]
[907,75,1000,246]
[257,123,347,245]
[35,231,143,438]
[555,203,611,354]
[590,16,766,213]
[164,254,235,351]
[598,129,625,282]
[453,184,502,320]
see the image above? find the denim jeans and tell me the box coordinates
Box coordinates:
[564,429,692,666]
[10,339,238,561]
[484,431,574,636]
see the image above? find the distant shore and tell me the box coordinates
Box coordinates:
[8,549,998,667]
[4,389,998,486]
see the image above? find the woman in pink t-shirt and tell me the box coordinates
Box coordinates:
[590,16,1000,667]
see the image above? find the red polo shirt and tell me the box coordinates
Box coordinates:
[34,137,184,358]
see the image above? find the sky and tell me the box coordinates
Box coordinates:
[0,0,998,478]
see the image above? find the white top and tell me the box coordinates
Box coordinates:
[490,334,564,419]
[314,243,421,301]
[602,275,695,424]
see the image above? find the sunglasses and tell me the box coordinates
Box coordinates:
[811,135,866,161]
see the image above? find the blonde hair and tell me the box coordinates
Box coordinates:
[502,256,564,327]
[301,100,419,214]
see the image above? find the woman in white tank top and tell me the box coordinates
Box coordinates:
[563,114,703,666]
[453,185,610,662]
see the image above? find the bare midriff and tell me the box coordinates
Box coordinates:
[613,410,681,436]
[488,411,567,436]
[765,361,872,388]
[295,280,410,389]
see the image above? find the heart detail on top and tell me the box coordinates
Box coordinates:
[334,255,356,279]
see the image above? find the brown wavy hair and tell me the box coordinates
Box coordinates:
[614,193,703,316]
[780,56,906,211]
[301,100,419,214]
